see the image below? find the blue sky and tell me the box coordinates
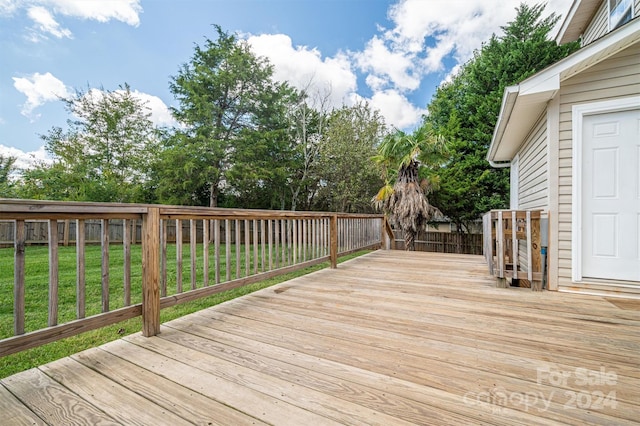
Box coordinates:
[0,0,572,169]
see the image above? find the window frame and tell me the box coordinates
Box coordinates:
[609,0,633,31]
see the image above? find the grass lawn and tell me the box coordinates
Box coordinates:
[0,243,369,378]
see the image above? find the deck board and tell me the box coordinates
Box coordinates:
[2,251,639,425]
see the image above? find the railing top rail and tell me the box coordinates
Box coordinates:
[0,199,384,221]
[488,209,543,219]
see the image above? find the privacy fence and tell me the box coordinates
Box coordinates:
[0,199,392,357]
[390,230,483,254]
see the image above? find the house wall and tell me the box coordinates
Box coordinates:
[583,1,608,44]
[516,115,548,210]
[555,41,640,293]
[513,114,549,279]
[583,0,640,45]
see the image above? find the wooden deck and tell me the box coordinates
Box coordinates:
[1,251,639,425]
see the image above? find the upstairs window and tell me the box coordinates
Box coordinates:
[609,0,633,30]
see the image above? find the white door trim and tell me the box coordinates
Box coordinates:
[571,96,640,282]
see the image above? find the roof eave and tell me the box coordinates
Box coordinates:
[488,20,640,166]
[555,0,602,44]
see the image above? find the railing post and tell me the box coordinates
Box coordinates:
[142,207,161,337]
[330,215,338,269]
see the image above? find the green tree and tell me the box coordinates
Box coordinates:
[285,85,331,211]
[314,102,387,212]
[372,125,448,250]
[21,84,157,202]
[225,84,299,209]
[426,3,579,231]
[158,25,290,208]
[0,155,17,198]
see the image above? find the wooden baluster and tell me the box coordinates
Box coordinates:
[203,219,209,286]
[214,219,220,284]
[14,220,25,335]
[160,219,167,297]
[512,210,518,280]
[49,219,59,326]
[190,219,197,290]
[253,219,259,274]
[176,219,183,293]
[245,220,250,277]
[225,219,231,282]
[496,211,508,288]
[235,219,241,279]
[123,219,131,306]
[76,219,86,319]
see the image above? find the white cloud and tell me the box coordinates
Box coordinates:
[129,90,177,128]
[12,72,71,119]
[247,33,357,109]
[27,5,71,39]
[369,89,426,130]
[78,87,177,128]
[226,0,575,133]
[358,0,574,91]
[0,0,19,15]
[41,0,142,26]
[11,0,142,40]
[0,144,51,170]
[355,35,419,91]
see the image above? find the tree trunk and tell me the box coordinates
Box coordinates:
[403,229,416,251]
[209,182,218,208]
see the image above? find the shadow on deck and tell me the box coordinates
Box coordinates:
[2,250,639,425]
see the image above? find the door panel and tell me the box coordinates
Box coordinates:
[582,109,640,282]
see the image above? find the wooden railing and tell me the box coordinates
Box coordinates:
[0,199,392,357]
[482,210,545,291]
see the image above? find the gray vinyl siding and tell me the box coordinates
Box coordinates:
[555,42,640,289]
[517,116,548,210]
[514,115,548,279]
[582,0,639,45]
[583,1,608,45]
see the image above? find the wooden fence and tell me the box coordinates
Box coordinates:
[0,199,391,357]
[390,230,483,254]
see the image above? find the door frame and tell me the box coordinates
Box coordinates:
[571,96,640,282]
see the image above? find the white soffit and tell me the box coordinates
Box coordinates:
[487,19,640,163]
[555,0,601,44]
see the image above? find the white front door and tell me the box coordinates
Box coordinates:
[582,108,640,282]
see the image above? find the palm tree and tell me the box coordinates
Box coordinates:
[372,125,447,250]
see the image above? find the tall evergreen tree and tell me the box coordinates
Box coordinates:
[426,3,579,232]
[157,25,292,207]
